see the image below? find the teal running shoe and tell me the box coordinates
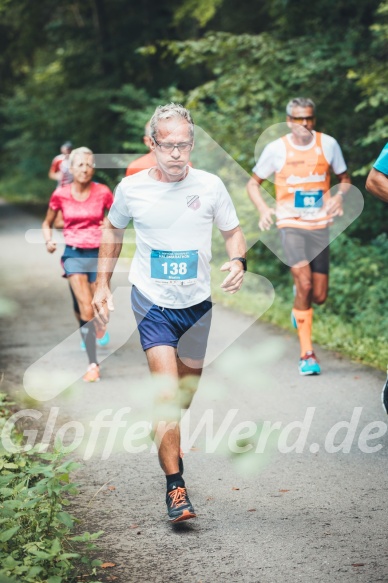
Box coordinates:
[382,369,388,414]
[299,351,321,376]
[291,284,297,328]
[97,331,110,347]
[81,331,110,350]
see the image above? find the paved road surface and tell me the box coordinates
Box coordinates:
[1,203,387,583]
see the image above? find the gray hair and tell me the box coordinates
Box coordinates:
[144,121,151,137]
[286,97,316,116]
[150,103,194,140]
[69,147,94,167]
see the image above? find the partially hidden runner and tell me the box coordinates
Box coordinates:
[48,141,73,230]
[125,122,156,176]
[49,141,74,189]
[247,97,351,375]
[43,147,114,382]
[366,142,388,413]
[93,103,246,523]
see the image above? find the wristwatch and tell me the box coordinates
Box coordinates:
[231,257,247,271]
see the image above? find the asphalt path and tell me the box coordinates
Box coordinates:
[1,202,387,583]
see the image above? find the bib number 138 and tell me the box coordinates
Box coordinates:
[151,249,198,285]
[161,262,188,276]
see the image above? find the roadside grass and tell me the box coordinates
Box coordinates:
[0,175,51,204]
[0,393,104,583]
[211,268,388,371]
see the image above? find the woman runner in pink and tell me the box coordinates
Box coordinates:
[42,147,114,382]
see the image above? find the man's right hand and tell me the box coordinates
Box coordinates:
[258,207,276,231]
[92,285,114,325]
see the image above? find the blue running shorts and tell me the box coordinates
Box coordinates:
[61,245,99,283]
[131,286,213,360]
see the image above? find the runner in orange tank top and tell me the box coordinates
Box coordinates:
[247,97,351,375]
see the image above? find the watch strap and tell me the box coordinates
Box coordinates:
[231,257,247,271]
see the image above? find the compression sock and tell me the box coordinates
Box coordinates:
[292,307,313,357]
[69,284,80,318]
[80,319,98,365]
[166,472,184,491]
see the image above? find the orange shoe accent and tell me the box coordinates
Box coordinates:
[292,307,313,357]
[170,508,197,523]
[83,363,100,383]
[166,486,196,522]
[168,487,188,508]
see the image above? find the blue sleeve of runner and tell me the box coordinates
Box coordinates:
[373,143,388,175]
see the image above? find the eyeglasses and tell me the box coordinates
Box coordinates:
[74,163,94,169]
[289,116,315,124]
[153,139,193,153]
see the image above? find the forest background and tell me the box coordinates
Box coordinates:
[0,0,387,368]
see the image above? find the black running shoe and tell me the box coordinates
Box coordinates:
[166,485,196,523]
[382,374,388,415]
[179,455,184,476]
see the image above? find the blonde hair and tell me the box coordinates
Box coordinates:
[69,147,94,167]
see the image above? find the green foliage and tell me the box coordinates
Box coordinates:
[0,54,118,180]
[110,83,158,152]
[323,234,388,337]
[165,28,369,173]
[0,0,188,190]
[0,173,51,204]
[0,0,386,223]
[162,3,388,239]
[0,393,103,583]
[173,0,224,28]
[354,0,388,161]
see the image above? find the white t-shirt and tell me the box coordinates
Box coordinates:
[252,131,347,179]
[108,167,239,308]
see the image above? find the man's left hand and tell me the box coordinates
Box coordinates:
[324,193,344,217]
[220,261,244,294]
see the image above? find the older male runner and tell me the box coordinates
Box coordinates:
[247,97,351,376]
[93,103,246,523]
[125,120,192,177]
[366,142,388,413]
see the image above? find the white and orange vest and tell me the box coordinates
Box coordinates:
[275,132,332,230]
